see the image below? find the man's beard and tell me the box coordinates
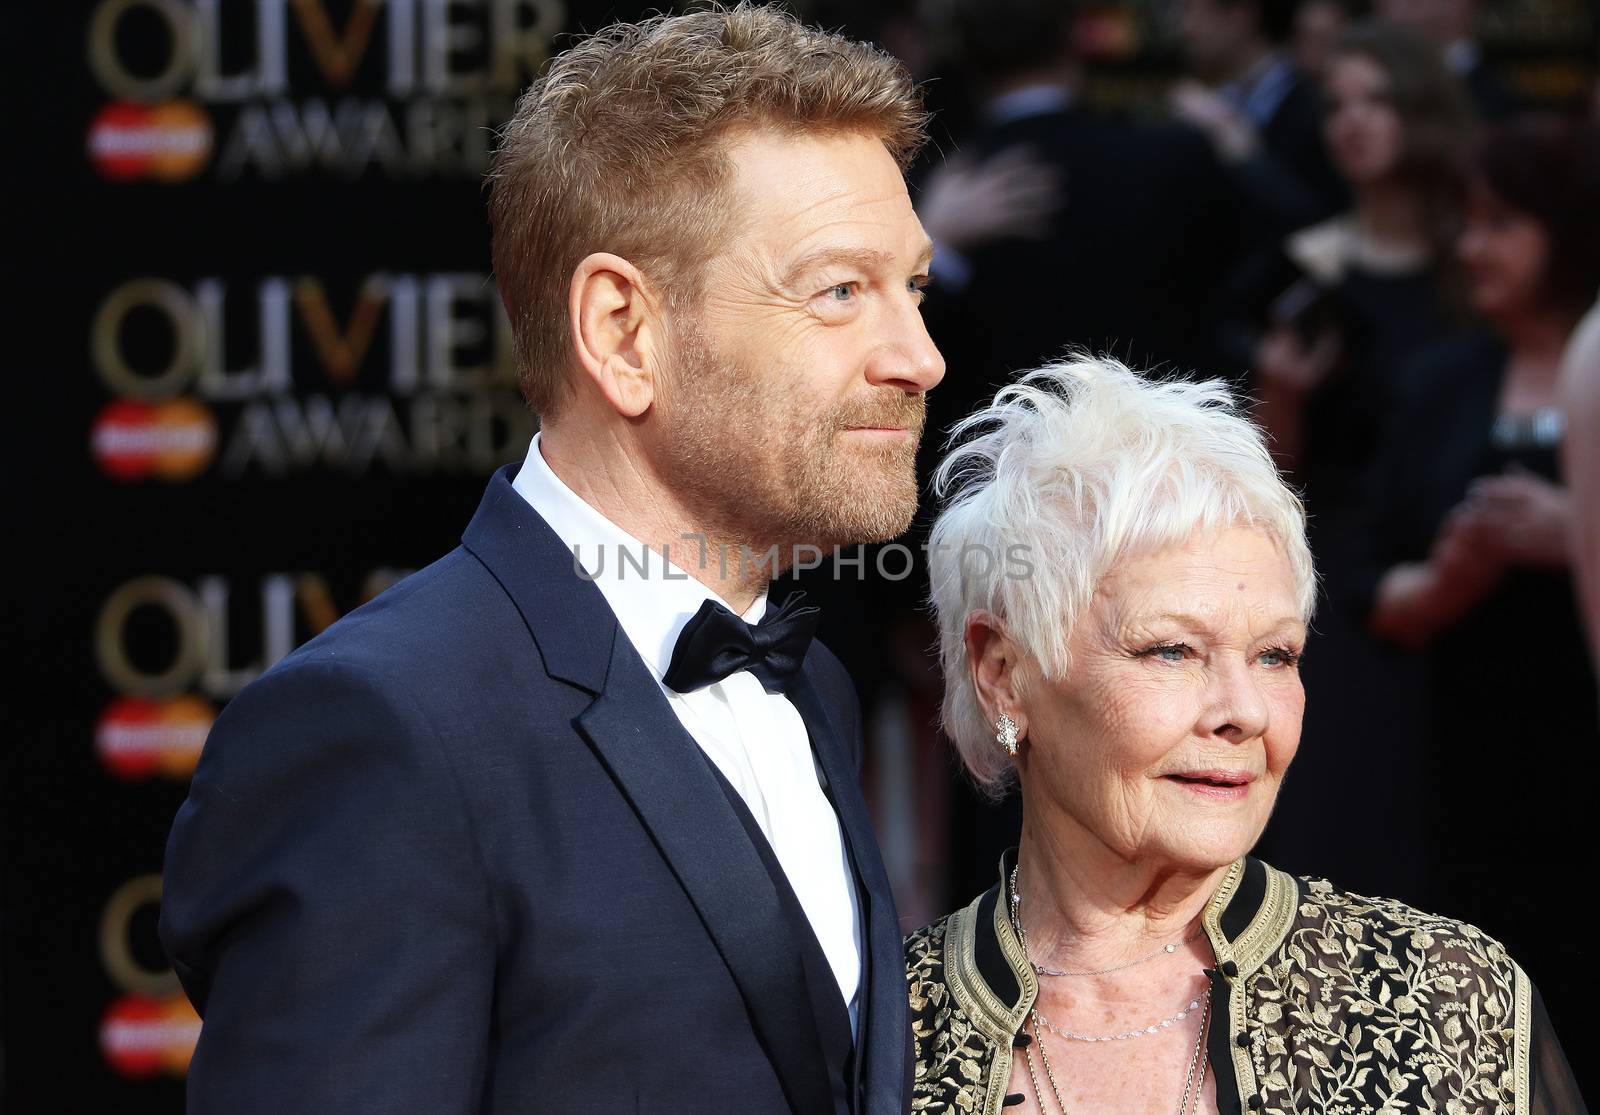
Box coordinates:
[657,320,927,561]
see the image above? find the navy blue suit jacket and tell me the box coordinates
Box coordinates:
[160,466,911,1114]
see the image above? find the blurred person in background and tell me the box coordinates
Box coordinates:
[908,357,1584,1114]
[1171,0,1349,240]
[1560,293,1600,674]
[1242,21,1472,899]
[918,0,1238,416]
[1364,115,1600,1085]
[1249,23,1472,488]
[1376,0,1522,117]
[1288,0,1359,86]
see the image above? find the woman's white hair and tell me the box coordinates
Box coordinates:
[928,355,1317,796]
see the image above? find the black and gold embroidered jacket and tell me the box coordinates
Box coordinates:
[906,853,1586,1114]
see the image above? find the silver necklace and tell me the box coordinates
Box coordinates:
[1033,990,1208,1043]
[1010,866,1204,978]
[1011,877,1213,1114]
[1024,988,1212,1115]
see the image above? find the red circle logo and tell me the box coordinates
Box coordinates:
[88,101,213,183]
[91,398,218,482]
[95,696,215,780]
[99,995,202,1079]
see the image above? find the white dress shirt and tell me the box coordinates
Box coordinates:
[512,434,863,1033]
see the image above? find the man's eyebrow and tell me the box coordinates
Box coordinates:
[780,244,934,288]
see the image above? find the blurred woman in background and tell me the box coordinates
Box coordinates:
[1246,21,1474,900]
[1365,115,1600,1079]
[1252,22,1472,505]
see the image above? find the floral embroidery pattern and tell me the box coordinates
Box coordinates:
[905,874,1524,1115]
[907,920,993,1112]
[1246,878,1518,1114]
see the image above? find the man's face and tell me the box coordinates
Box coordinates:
[1179,0,1252,80]
[652,129,944,554]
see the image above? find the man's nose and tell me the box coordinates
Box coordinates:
[865,296,946,394]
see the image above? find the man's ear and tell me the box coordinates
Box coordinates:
[568,253,664,419]
[966,610,1028,741]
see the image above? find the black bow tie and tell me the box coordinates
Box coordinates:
[662,591,822,696]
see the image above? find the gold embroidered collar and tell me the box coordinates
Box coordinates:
[942,851,1299,1047]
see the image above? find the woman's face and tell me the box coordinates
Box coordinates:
[1324,53,1405,186]
[1458,181,1551,320]
[1018,527,1306,873]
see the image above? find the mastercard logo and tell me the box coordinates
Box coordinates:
[91,398,217,482]
[100,995,202,1079]
[95,695,215,781]
[88,101,213,183]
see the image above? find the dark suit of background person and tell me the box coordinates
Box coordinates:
[919,2,1239,414]
[1176,0,1348,240]
[1170,0,1350,380]
[158,440,910,1113]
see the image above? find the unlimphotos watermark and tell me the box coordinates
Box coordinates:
[567,535,1036,583]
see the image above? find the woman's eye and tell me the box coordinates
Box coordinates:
[825,283,855,302]
[1138,643,1190,662]
[1258,647,1302,668]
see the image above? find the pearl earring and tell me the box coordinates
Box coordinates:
[997,713,1019,756]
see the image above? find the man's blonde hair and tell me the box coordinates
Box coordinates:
[487,3,928,419]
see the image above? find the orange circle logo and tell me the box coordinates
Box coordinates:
[91,398,217,482]
[87,100,213,182]
[95,695,215,780]
[99,995,202,1079]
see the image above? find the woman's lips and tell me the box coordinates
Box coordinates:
[1162,770,1256,800]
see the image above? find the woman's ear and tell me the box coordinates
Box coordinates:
[567,253,665,419]
[965,610,1027,741]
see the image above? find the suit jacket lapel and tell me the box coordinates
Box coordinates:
[462,468,835,1114]
[787,667,910,1115]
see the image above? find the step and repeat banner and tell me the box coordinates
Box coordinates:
[6,0,1593,1110]
[8,2,627,1108]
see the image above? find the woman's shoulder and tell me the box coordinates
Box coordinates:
[904,906,1009,1112]
[1289,874,1520,979]
[1284,215,1354,284]
[904,911,957,991]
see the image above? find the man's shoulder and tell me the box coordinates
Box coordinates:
[275,546,507,672]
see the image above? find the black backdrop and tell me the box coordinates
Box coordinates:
[6,2,652,1107]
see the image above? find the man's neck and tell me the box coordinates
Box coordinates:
[538,425,770,612]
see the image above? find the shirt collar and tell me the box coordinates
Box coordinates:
[1445,39,1480,75]
[510,432,767,680]
[1221,53,1296,129]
